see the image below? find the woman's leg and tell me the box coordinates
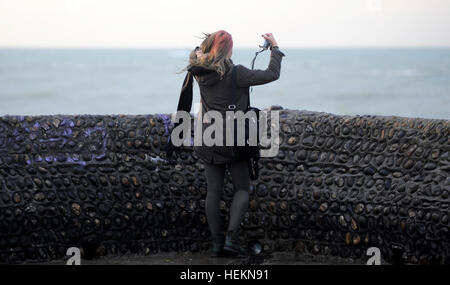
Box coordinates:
[227,159,250,232]
[204,162,226,236]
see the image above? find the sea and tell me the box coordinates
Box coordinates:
[0,48,449,120]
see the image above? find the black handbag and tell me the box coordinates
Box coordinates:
[228,65,261,180]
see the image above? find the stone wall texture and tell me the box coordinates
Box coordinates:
[0,108,448,264]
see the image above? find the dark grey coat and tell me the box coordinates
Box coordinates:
[193,46,286,164]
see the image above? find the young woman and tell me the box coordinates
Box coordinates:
[186,30,285,257]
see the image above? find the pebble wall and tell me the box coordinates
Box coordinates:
[0,108,448,264]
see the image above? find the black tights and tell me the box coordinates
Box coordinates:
[204,159,250,237]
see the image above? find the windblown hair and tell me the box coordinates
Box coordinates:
[185,30,234,79]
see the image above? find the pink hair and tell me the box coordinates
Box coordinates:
[210,30,233,58]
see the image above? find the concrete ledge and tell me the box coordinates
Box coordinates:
[33,251,370,265]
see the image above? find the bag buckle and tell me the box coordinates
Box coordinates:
[228,104,236,110]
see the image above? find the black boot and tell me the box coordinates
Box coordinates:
[210,233,225,257]
[223,230,247,257]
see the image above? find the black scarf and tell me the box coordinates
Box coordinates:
[176,66,215,113]
[166,66,215,158]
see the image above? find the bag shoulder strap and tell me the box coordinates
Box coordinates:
[228,65,250,111]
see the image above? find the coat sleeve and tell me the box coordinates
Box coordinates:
[236,46,286,88]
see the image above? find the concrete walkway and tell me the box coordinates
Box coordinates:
[33,251,368,265]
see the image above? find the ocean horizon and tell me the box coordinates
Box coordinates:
[1,47,449,120]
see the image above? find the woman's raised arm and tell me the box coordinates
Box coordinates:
[236,33,286,87]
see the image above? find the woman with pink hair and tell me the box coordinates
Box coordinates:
[177,30,285,257]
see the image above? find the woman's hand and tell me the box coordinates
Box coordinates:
[262,33,278,47]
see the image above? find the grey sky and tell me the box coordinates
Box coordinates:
[1,0,449,48]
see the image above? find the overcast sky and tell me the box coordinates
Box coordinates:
[1,0,449,48]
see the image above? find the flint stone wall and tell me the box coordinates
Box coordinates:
[0,108,448,264]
